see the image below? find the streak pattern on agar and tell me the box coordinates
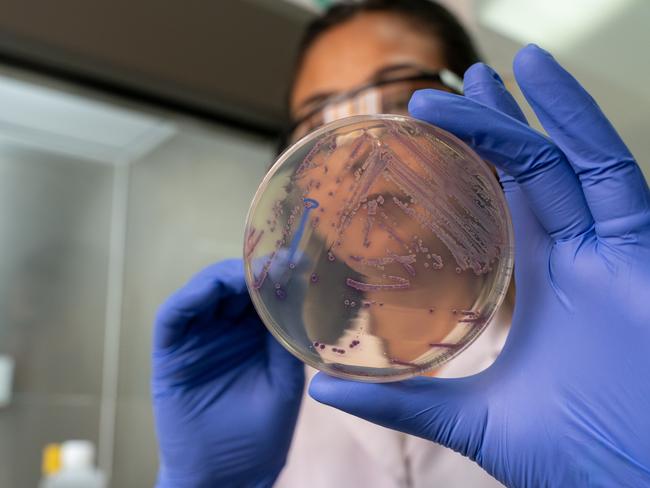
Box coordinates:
[346,276,411,292]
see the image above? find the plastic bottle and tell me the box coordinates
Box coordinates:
[39,440,106,488]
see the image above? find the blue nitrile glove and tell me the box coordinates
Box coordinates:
[310,44,650,487]
[152,259,304,488]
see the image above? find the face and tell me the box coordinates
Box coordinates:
[291,11,454,266]
[290,13,480,361]
[291,12,447,118]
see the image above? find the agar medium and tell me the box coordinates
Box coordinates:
[243,114,513,382]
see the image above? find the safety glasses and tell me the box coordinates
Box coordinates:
[285,65,464,145]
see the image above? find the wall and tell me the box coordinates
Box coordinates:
[113,120,270,486]
[0,68,273,487]
[0,143,112,487]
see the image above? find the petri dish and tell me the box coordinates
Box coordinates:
[243,114,513,382]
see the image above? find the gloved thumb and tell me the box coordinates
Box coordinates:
[266,332,305,397]
[309,372,489,460]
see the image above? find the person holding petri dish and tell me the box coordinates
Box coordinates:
[151,1,650,487]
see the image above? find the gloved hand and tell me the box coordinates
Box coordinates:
[152,259,304,488]
[310,44,650,487]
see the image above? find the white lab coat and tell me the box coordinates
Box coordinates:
[276,308,510,488]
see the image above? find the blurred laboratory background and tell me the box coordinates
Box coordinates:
[0,0,648,486]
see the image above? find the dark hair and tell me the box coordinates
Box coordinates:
[278,0,481,152]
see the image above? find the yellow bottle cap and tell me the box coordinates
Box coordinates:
[42,443,61,476]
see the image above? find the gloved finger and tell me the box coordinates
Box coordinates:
[408,89,593,240]
[309,373,487,460]
[154,259,251,350]
[463,62,525,190]
[462,62,551,279]
[513,44,650,236]
[464,62,528,126]
[266,333,305,396]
